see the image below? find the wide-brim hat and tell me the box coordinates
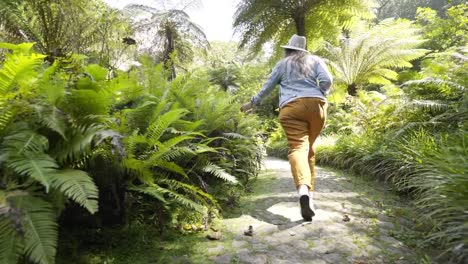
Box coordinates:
[280,34,308,52]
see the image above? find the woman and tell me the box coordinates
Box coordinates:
[241,34,333,221]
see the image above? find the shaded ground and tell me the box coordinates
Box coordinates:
[169,157,426,264]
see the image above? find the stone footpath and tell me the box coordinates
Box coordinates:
[177,157,420,264]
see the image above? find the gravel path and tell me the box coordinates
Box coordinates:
[175,157,420,264]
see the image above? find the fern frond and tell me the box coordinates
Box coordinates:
[146,108,189,143]
[2,129,49,154]
[122,157,154,185]
[0,217,22,264]
[402,78,465,91]
[37,107,67,140]
[53,124,103,164]
[9,194,57,264]
[8,153,58,192]
[410,100,451,112]
[0,43,45,94]
[201,163,238,184]
[158,178,219,209]
[128,185,168,204]
[49,170,98,214]
[148,158,188,178]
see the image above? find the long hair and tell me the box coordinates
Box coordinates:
[283,49,313,79]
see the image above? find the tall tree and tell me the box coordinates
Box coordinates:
[123,0,209,79]
[233,0,372,53]
[324,19,429,96]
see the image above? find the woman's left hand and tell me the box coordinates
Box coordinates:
[240,102,253,113]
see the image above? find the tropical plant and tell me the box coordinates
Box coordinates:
[123,0,209,79]
[323,18,429,96]
[316,45,467,261]
[0,0,117,61]
[0,43,106,264]
[208,62,241,92]
[416,4,468,52]
[233,0,372,53]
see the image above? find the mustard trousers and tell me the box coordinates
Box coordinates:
[278,97,327,191]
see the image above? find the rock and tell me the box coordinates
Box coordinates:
[232,240,248,248]
[343,214,351,222]
[244,225,254,236]
[323,253,343,263]
[211,253,233,264]
[289,231,296,236]
[207,245,225,255]
[206,231,222,240]
[237,252,268,264]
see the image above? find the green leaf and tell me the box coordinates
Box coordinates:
[2,130,49,154]
[9,195,57,264]
[202,163,238,184]
[49,170,99,214]
[0,217,22,264]
[8,153,58,192]
[129,186,168,204]
[85,64,108,82]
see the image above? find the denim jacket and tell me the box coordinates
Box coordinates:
[251,55,333,108]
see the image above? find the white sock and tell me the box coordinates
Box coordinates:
[298,185,309,196]
[309,192,315,211]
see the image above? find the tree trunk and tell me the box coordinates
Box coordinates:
[293,11,306,36]
[347,83,358,96]
[163,25,176,80]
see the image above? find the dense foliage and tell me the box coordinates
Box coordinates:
[0,43,263,263]
[0,0,466,263]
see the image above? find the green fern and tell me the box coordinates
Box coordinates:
[7,193,58,264]
[128,185,168,204]
[146,108,189,144]
[49,170,99,214]
[201,163,238,184]
[7,153,58,192]
[0,42,45,94]
[0,217,22,264]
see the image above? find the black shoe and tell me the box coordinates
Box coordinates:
[300,195,315,221]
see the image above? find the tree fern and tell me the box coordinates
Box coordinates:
[234,0,372,53]
[324,18,429,95]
